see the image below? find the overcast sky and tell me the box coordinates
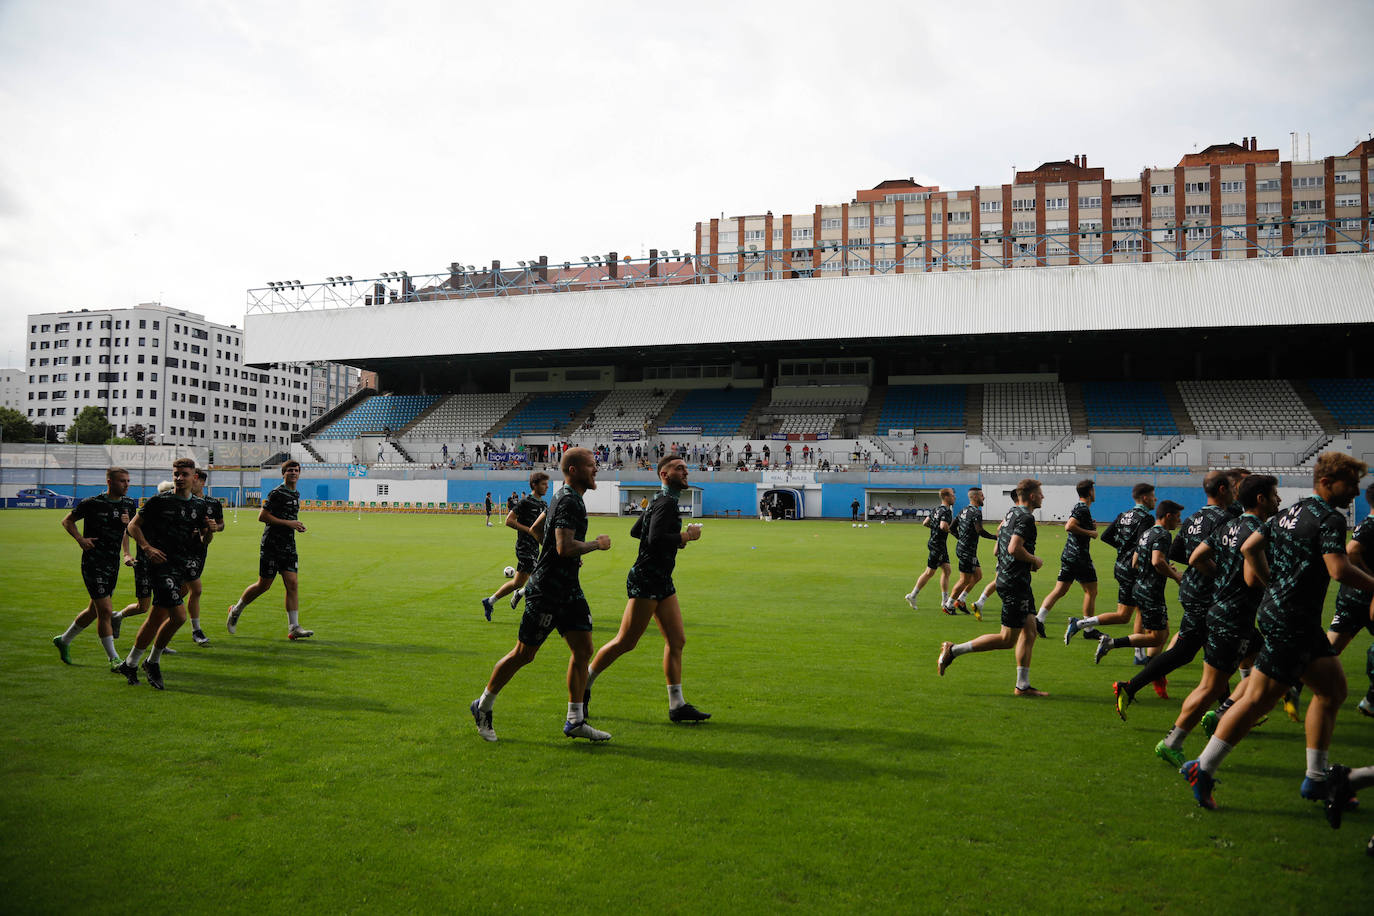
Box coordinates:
[1,0,1371,364]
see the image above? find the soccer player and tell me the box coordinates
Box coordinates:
[584,455,709,723]
[52,467,136,670]
[906,488,954,611]
[226,460,313,640]
[469,447,613,743]
[481,471,550,620]
[1113,472,1233,714]
[184,468,225,646]
[1064,483,1156,647]
[937,478,1048,697]
[947,487,997,620]
[1181,453,1374,810]
[1039,479,1098,631]
[1094,500,1184,664]
[851,497,860,522]
[1152,475,1278,765]
[1326,482,1374,717]
[484,492,494,527]
[118,459,209,689]
[110,480,173,642]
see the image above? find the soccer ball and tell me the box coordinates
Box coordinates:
[503,566,515,578]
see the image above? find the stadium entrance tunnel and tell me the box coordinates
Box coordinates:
[760,488,805,519]
[864,488,944,522]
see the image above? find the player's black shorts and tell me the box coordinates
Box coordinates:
[515,550,537,575]
[81,555,119,599]
[1134,596,1169,632]
[184,551,207,582]
[1114,568,1137,608]
[518,593,593,647]
[626,566,676,601]
[1204,619,1258,674]
[133,558,152,599]
[956,554,980,575]
[1256,625,1337,686]
[927,543,950,569]
[1177,599,1211,642]
[259,545,298,578]
[147,562,186,608]
[1057,558,1097,584]
[1330,593,1374,637]
[998,583,1035,628]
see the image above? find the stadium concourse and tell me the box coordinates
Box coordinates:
[242,252,1374,522]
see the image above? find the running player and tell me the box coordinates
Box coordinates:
[52,467,136,671]
[117,459,209,689]
[1152,475,1278,765]
[185,468,225,646]
[1039,479,1098,632]
[1094,500,1184,664]
[937,478,1048,697]
[1114,472,1233,714]
[1181,453,1374,810]
[948,487,997,620]
[1064,483,1156,647]
[481,471,550,620]
[1327,482,1374,717]
[584,455,710,724]
[110,480,172,641]
[968,486,1025,618]
[906,488,954,611]
[469,447,613,743]
[226,460,313,640]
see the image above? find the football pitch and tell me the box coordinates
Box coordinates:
[2,508,1371,913]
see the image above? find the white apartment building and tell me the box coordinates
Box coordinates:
[1,368,25,412]
[24,303,358,448]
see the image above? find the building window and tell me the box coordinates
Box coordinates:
[1183,204,1211,217]
[1184,181,1210,194]
[1150,184,1174,196]
[1045,197,1068,210]
[1292,175,1324,189]
[1011,198,1036,211]
[1219,180,1245,193]
[979,200,1001,213]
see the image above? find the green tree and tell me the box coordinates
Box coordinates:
[0,407,35,443]
[126,423,148,445]
[65,406,114,444]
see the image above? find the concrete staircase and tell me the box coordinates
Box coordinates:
[1062,381,1089,435]
[484,395,533,438]
[858,384,887,436]
[398,395,445,436]
[652,390,688,432]
[1161,381,1198,435]
[965,384,985,435]
[300,440,325,463]
[1290,379,1338,434]
[738,388,772,437]
[563,390,611,437]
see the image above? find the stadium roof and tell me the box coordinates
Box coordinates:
[244,253,1374,368]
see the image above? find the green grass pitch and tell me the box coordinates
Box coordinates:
[2,508,1372,913]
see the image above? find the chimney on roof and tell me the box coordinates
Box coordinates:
[607,251,618,280]
[649,248,659,279]
[1081,154,1087,167]
[1251,136,1257,150]
[537,255,548,283]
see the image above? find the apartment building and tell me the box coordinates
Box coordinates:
[23,303,358,447]
[1,368,25,412]
[694,137,1373,279]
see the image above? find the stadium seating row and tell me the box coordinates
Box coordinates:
[1080,380,1178,435]
[315,394,439,439]
[1178,379,1319,436]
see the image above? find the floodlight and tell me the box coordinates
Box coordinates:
[518,261,526,267]
[672,249,680,256]
[581,256,590,263]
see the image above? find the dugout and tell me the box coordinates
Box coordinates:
[760,487,806,520]
[864,487,945,521]
[619,484,701,517]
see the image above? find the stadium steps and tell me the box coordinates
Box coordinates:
[737,388,773,437]
[858,384,887,436]
[485,395,533,438]
[398,397,446,437]
[652,390,689,431]
[301,441,325,463]
[1161,382,1198,435]
[1299,433,1336,465]
[1063,382,1089,435]
[1289,380,1339,434]
[298,386,375,439]
[965,384,984,434]
[388,439,416,463]
[563,390,611,436]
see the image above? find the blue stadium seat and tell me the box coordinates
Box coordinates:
[315,394,439,439]
[662,389,758,436]
[492,391,595,437]
[1081,381,1178,435]
[1307,379,1374,428]
[875,385,966,430]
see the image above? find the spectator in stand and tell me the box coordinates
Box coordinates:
[912,444,919,462]
[726,447,733,464]
[442,444,448,462]
[785,444,792,462]
[923,443,929,465]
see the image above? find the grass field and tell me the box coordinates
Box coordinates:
[2,507,1372,913]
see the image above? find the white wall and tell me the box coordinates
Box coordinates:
[348,479,447,503]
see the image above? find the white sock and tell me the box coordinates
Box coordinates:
[487,594,499,605]
[189,617,200,631]
[125,645,144,666]
[1306,748,1329,781]
[60,620,86,643]
[1349,765,1374,791]
[1080,616,1100,627]
[1036,607,1049,623]
[1165,726,1190,750]
[941,591,949,604]
[100,635,117,660]
[586,667,601,689]
[230,601,242,615]
[288,610,299,628]
[951,641,975,658]
[478,690,495,712]
[568,701,584,723]
[667,684,684,710]
[1015,667,1030,690]
[1197,736,1234,775]
[149,645,163,663]
[974,596,986,609]
[1239,667,1250,679]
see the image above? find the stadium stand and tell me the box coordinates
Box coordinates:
[982,382,1070,437]
[491,391,596,437]
[775,414,842,435]
[1080,381,1179,434]
[575,389,674,438]
[874,384,966,430]
[403,393,523,441]
[661,388,758,436]
[1177,379,1320,436]
[1307,378,1374,429]
[314,394,439,439]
